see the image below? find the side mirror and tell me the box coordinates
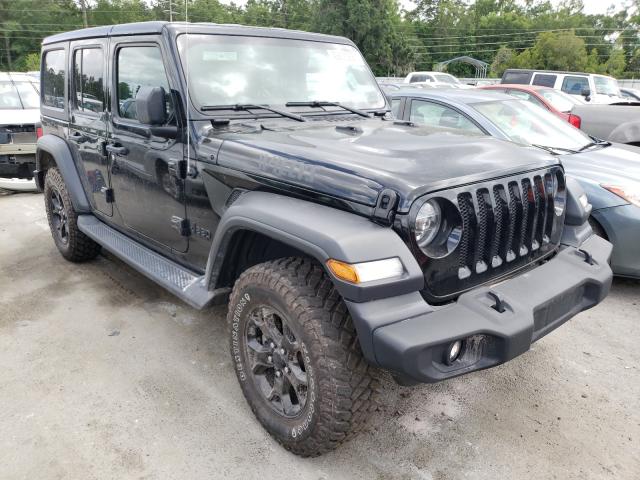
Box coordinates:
[135,86,167,125]
[581,87,591,100]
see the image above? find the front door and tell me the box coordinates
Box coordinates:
[108,40,188,252]
[69,40,111,216]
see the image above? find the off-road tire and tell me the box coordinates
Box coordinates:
[227,257,380,456]
[44,167,101,262]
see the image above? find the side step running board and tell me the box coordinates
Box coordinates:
[77,215,228,309]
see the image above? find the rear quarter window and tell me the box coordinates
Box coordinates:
[532,74,556,88]
[43,50,66,109]
[501,71,532,84]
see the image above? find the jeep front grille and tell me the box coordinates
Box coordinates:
[416,167,565,302]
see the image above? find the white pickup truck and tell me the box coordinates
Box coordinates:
[0,72,40,191]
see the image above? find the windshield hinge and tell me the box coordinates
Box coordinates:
[372,188,398,226]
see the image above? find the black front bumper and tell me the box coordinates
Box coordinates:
[347,235,613,383]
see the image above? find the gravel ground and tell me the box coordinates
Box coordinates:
[1,191,639,480]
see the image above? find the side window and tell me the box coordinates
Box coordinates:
[561,76,589,95]
[116,46,174,124]
[73,48,104,113]
[410,74,428,83]
[505,89,546,108]
[409,100,481,134]
[391,98,401,117]
[501,71,532,84]
[532,74,556,88]
[42,50,65,108]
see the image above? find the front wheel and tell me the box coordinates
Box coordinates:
[227,258,380,456]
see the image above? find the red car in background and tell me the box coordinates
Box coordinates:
[480,84,584,128]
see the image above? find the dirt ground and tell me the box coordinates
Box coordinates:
[1,191,639,480]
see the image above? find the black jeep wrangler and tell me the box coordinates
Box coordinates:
[36,22,613,456]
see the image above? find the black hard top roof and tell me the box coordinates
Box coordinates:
[42,21,353,46]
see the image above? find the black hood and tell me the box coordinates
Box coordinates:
[212,118,559,212]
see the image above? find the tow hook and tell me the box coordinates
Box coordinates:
[487,292,507,313]
[577,248,595,265]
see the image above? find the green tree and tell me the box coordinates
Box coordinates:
[313,0,413,75]
[19,52,41,71]
[528,31,588,71]
[605,48,626,77]
[490,45,517,76]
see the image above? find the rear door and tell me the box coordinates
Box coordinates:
[107,38,188,252]
[68,40,111,215]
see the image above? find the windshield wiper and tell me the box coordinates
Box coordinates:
[578,138,611,151]
[531,144,580,155]
[285,101,371,118]
[200,104,306,122]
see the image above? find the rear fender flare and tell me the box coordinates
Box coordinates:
[36,135,91,213]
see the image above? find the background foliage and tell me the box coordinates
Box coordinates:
[2,0,640,77]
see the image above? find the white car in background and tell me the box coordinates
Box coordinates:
[0,72,40,191]
[403,71,472,88]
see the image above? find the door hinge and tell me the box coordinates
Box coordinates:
[104,188,114,203]
[180,218,191,237]
[372,188,398,226]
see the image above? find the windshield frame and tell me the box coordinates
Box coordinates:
[175,33,387,118]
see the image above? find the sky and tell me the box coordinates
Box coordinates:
[219,0,630,16]
[398,0,629,15]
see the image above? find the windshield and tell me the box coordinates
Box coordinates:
[435,74,459,84]
[538,89,580,112]
[0,81,39,109]
[473,99,592,151]
[594,75,621,96]
[177,34,385,111]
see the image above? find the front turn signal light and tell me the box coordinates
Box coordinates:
[326,258,404,284]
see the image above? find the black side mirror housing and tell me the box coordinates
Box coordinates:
[135,86,167,125]
[581,87,591,99]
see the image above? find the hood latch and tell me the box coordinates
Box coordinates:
[372,188,398,226]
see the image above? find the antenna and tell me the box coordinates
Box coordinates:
[185,0,190,181]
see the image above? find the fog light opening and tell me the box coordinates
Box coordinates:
[445,340,463,365]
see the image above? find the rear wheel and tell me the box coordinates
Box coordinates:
[44,167,101,262]
[227,257,380,456]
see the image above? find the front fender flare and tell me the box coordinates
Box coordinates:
[36,135,91,213]
[204,191,424,303]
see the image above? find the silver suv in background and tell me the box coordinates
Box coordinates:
[501,69,625,104]
[0,72,40,191]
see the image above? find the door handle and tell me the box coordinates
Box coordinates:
[69,132,86,143]
[106,144,129,156]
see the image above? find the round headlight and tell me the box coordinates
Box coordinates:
[415,200,441,247]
